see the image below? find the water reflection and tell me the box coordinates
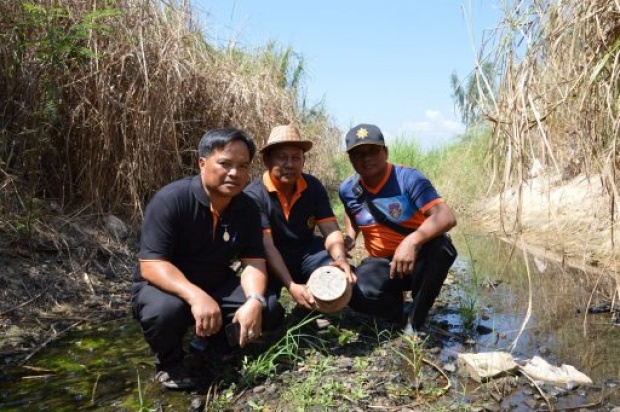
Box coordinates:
[0,320,162,411]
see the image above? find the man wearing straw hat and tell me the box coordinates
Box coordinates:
[340,123,458,334]
[245,124,355,312]
[131,128,284,390]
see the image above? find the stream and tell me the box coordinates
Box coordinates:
[0,231,618,410]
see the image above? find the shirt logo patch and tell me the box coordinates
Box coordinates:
[307,216,316,229]
[388,202,403,220]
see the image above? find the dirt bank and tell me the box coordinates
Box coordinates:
[474,172,620,281]
[0,213,136,359]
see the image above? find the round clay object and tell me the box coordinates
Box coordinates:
[306,266,352,314]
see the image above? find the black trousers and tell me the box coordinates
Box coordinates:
[348,234,457,329]
[131,276,285,369]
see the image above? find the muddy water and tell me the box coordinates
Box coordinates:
[452,232,619,382]
[443,231,620,409]
[0,232,618,410]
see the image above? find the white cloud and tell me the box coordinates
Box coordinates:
[393,110,466,150]
[425,109,440,120]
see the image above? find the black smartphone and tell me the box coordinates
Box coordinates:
[225,322,241,347]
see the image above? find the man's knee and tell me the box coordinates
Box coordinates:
[134,284,190,330]
[354,257,394,298]
[422,235,458,267]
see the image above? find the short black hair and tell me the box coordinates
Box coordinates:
[198,127,257,160]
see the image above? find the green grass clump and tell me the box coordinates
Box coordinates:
[241,315,324,386]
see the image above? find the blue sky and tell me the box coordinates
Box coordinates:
[195,1,502,150]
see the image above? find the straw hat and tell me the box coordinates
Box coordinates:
[306,266,352,314]
[259,124,313,153]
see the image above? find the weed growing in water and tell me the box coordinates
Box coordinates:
[456,234,481,331]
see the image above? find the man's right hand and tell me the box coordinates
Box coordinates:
[288,282,315,310]
[189,291,223,337]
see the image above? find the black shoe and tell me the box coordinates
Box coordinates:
[155,363,197,390]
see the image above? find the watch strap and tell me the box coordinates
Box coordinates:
[246,293,267,308]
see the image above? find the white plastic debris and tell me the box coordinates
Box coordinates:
[519,356,592,390]
[457,352,518,383]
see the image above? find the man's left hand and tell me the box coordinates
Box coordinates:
[233,298,263,347]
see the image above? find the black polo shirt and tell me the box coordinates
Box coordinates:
[134,175,265,291]
[244,172,336,256]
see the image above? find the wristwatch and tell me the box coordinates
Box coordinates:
[246,293,267,308]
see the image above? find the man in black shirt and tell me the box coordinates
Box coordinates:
[131,128,284,390]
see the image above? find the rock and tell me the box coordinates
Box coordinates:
[336,357,353,370]
[188,397,204,412]
[538,346,551,356]
[252,385,265,394]
[104,215,129,240]
[443,363,456,373]
[457,352,518,383]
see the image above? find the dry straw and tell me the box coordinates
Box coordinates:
[474,0,619,289]
[0,0,339,218]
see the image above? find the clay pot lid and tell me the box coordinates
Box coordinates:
[306,266,352,313]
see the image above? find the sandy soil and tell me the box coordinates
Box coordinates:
[474,172,620,280]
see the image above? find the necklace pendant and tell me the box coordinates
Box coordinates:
[223,229,230,242]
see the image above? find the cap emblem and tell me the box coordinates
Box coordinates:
[356,128,369,139]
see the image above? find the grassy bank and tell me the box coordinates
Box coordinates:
[0,0,339,221]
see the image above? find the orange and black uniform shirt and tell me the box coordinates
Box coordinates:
[338,163,444,258]
[244,172,337,256]
[134,175,265,291]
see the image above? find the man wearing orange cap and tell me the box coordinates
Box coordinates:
[340,123,458,334]
[245,124,355,311]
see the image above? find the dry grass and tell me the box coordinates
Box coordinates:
[0,0,338,220]
[472,0,619,295]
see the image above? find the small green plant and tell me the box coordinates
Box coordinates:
[280,355,340,410]
[393,334,427,390]
[326,324,355,345]
[457,294,478,330]
[247,399,265,411]
[456,234,481,331]
[241,315,324,386]
[135,368,156,412]
[205,385,235,411]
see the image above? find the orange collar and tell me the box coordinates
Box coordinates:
[262,172,307,194]
[262,172,307,220]
[361,163,393,195]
